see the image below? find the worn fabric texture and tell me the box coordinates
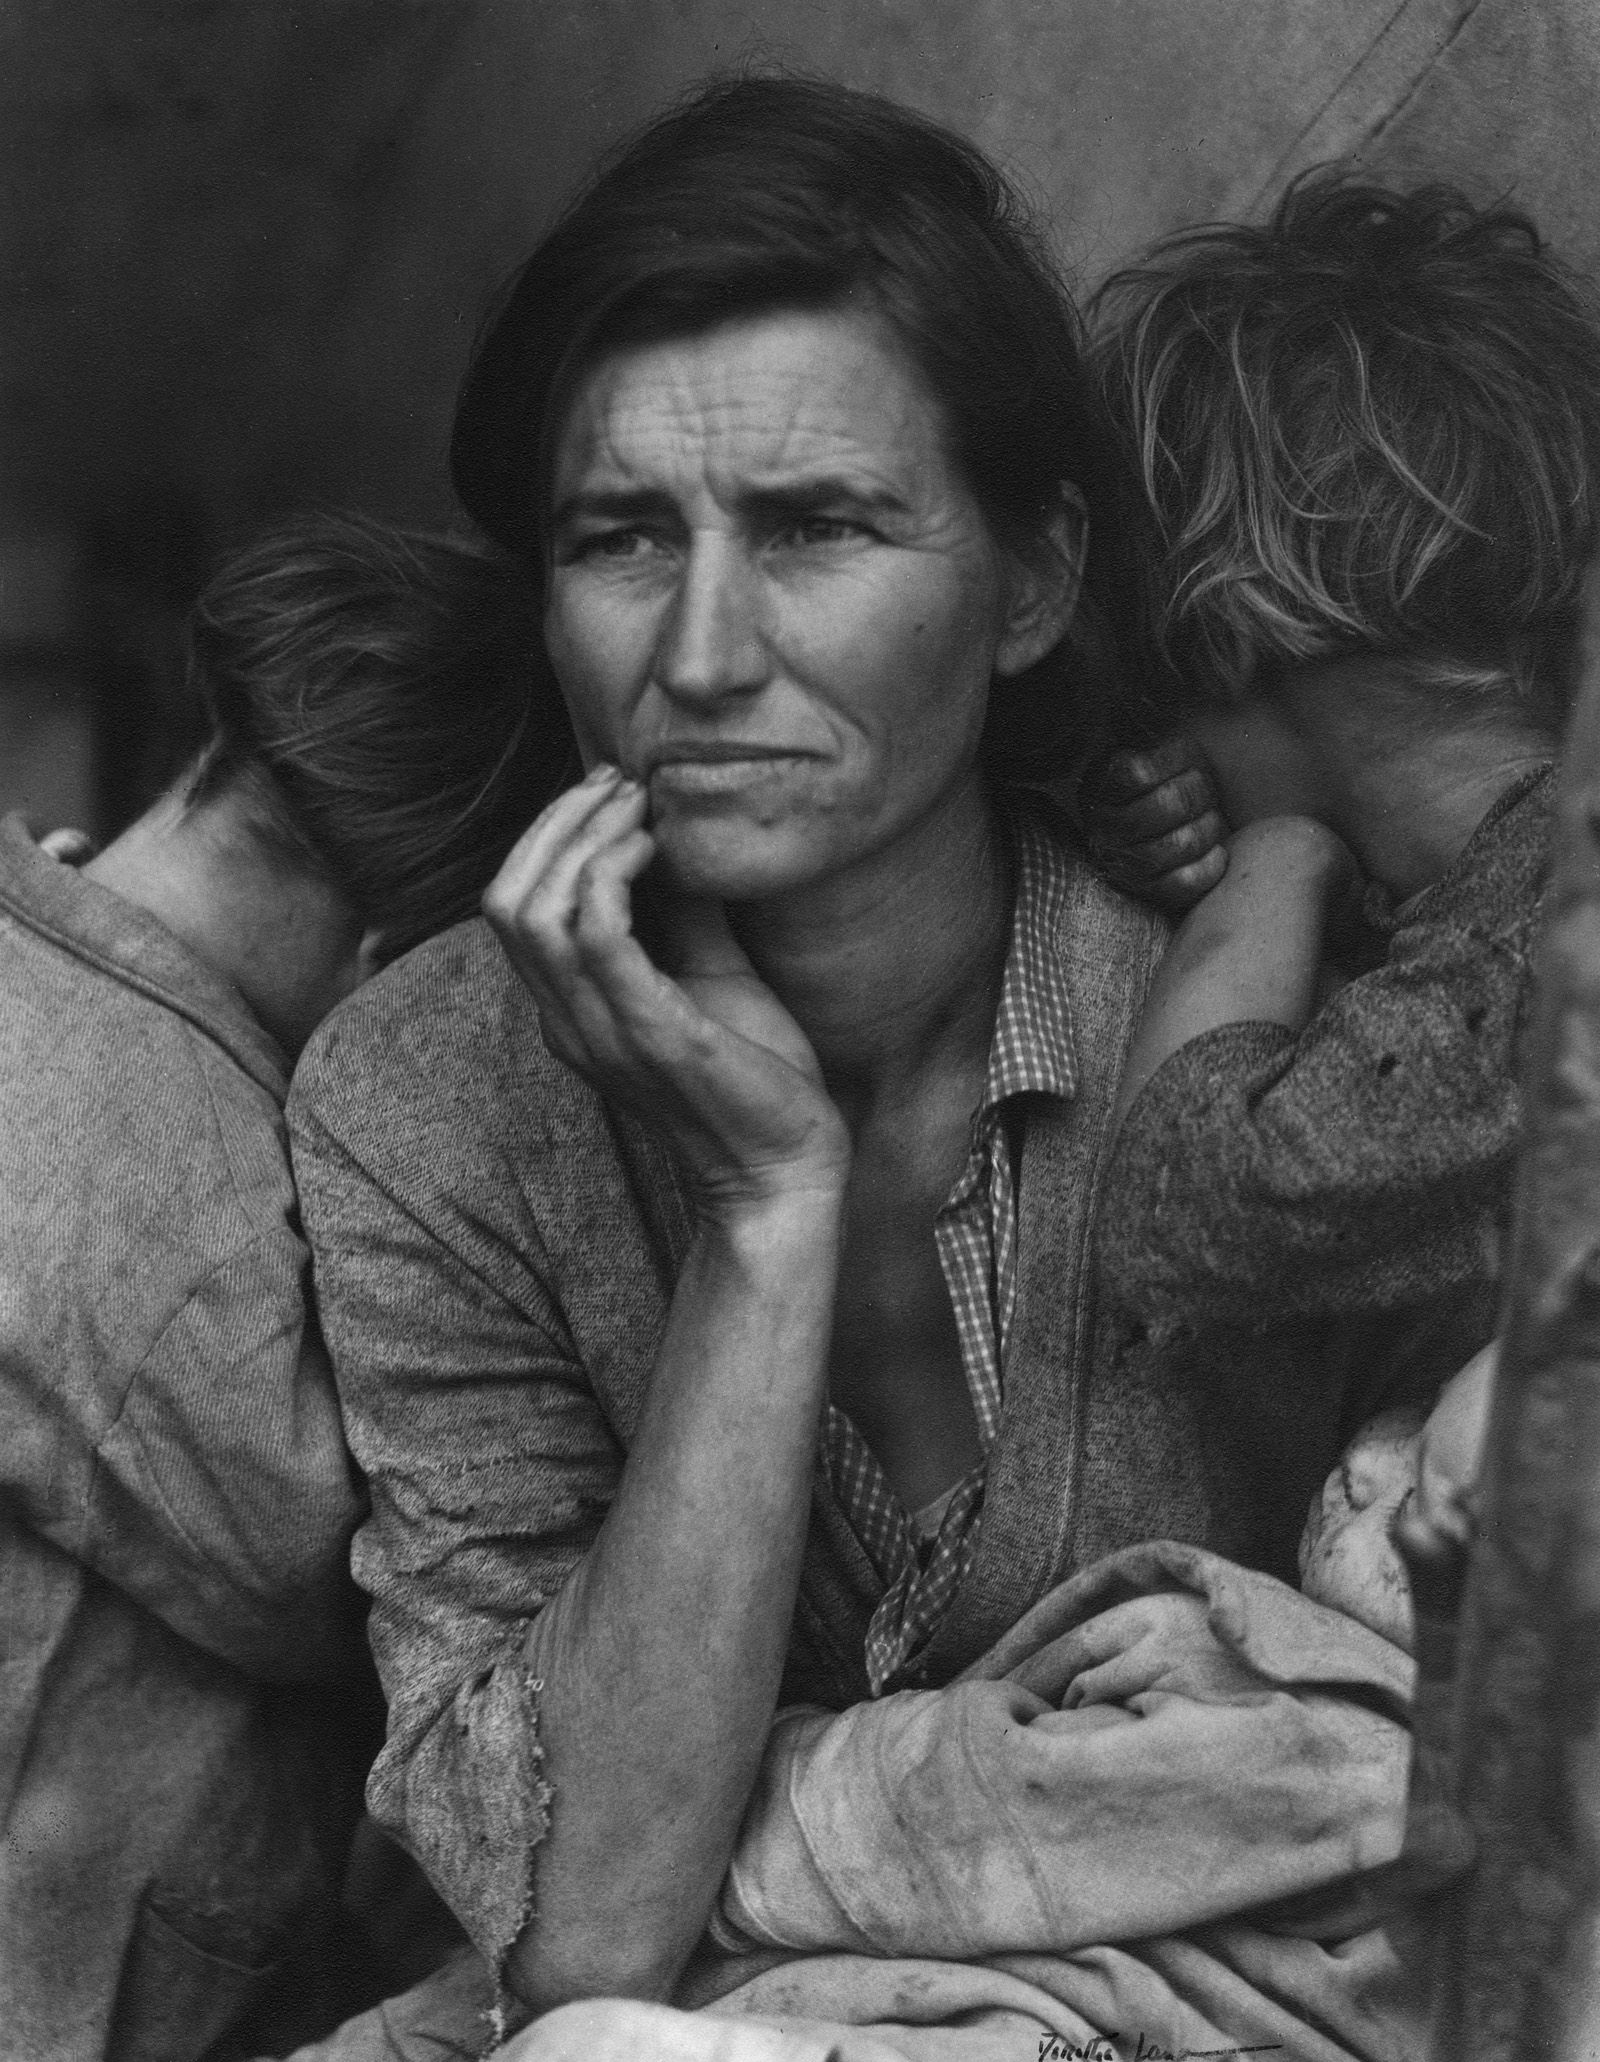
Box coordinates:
[256,1542,1460,2062]
[0,818,373,2062]
[273,1949,498,2062]
[1097,767,1552,1342]
[708,1540,1416,1967]
[502,1541,1460,2062]
[287,807,1474,1977]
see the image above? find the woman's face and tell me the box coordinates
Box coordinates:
[543,306,1072,900]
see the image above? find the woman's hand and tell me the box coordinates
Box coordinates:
[485,769,852,2009]
[485,765,849,1212]
[1081,734,1230,913]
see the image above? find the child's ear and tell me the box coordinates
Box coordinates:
[994,485,1088,680]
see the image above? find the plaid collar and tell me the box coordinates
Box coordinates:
[980,800,1079,1113]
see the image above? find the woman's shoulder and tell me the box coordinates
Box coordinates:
[289,914,604,1175]
[287,916,687,1353]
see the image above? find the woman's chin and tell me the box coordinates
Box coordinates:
[649,818,832,903]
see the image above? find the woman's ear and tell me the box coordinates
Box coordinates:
[994,485,1088,679]
[355,926,386,984]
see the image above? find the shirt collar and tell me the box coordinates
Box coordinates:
[0,814,290,1102]
[980,799,1078,1112]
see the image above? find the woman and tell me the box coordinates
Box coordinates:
[287,81,1456,2049]
[0,513,555,2062]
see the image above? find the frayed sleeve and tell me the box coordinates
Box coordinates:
[289,1077,622,1968]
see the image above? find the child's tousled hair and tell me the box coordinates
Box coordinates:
[186,512,569,961]
[1091,169,1600,729]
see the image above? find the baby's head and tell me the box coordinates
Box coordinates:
[1093,172,1600,744]
[1299,1344,1496,1648]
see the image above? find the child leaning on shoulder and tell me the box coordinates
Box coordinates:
[1083,172,1600,1528]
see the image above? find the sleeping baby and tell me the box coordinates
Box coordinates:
[1298,1342,1496,1648]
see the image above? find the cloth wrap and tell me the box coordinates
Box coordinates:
[294,1540,1463,2060]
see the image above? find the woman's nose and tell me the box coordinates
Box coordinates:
[653,535,768,702]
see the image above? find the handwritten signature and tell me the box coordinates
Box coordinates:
[1036,2037,1284,2062]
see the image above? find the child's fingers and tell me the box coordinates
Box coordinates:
[1105,768,1218,844]
[1142,844,1229,914]
[1091,734,1210,805]
[1115,806,1229,875]
[1096,762,1228,841]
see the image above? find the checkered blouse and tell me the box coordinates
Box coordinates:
[820,808,1077,1693]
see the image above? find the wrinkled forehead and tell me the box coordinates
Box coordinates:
[542,301,967,525]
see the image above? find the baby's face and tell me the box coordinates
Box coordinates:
[1299,1343,1499,1650]
[1298,1408,1425,1648]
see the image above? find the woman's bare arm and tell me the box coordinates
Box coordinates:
[483,766,852,2012]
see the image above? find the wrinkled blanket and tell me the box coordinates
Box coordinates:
[282,1541,1463,2061]
[509,1541,1462,2062]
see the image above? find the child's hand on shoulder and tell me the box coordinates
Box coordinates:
[1081,734,1230,914]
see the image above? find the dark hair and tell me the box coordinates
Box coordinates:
[451,73,1127,785]
[1091,169,1600,729]
[186,512,569,960]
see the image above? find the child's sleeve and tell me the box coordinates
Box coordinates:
[1096,907,1535,1326]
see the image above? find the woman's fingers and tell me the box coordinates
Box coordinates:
[485,772,842,1188]
[483,771,656,1065]
[491,761,622,880]
[488,780,647,958]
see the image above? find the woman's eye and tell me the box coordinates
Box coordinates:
[564,527,663,564]
[592,529,652,559]
[772,514,864,549]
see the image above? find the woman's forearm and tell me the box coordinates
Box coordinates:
[506,1179,844,2013]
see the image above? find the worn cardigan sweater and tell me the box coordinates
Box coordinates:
[288,824,1479,1969]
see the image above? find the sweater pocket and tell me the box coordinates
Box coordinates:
[105,1895,283,2062]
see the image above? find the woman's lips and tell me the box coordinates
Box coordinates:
[648,750,815,795]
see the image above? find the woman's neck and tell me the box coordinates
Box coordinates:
[727,773,1012,1116]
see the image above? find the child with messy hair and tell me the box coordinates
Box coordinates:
[1084,173,1600,1633]
[0,513,561,2060]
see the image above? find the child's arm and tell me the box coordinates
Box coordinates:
[1096,785,1547,1327]
[1110,816,1355,1129]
